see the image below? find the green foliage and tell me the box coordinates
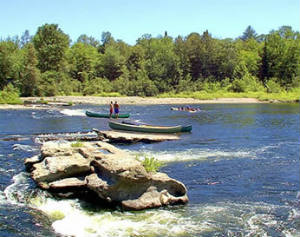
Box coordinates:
[49,211,65,221]
[76,34,99,47]
[240,25,258,41]
[98,45,126,81]
[19,43,41,96]
[141,156,163,173]
[289,76,300,89]
[235,38,260,77]
[38,71,59,96]
[57,75,81,95]
[0,84,23,104]
[111,77,130,95]
[176,75,194,93]
[139,37,181,92]
[256,90,300,102]
[158,90,299,102]
[0,40,22,90]
[202,81,222,93]
[231,74,265,92]
[33,24,70,72]
[0,24,299,101]
[82,77,112,95]
[71,141,84,147]
[261,29,300,87]
[67,42,99,82]
[36,97,48,104]
[265,78,282,93]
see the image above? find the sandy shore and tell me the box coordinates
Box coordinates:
[0,96,265,109]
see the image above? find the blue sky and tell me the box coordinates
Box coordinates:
[1,0,299,45]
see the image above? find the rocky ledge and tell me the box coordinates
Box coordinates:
[95,129,180,143]
[25,141,188,210]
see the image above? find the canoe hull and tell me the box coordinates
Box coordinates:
[109,121,192,133]
[86,111,130,118]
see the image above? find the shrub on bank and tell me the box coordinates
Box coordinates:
[265,78,282,93]
[0,84,23,104]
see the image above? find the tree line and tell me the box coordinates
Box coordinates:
[0,24,299,98]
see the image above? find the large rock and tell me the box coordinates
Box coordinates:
[31,153,91,185]
[26,141,188,210]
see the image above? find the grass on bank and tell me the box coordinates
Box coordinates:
[66,88,300,103]
[1,78,299,104]
[158,89,300,103]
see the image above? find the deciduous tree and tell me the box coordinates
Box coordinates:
[33,24,70,72]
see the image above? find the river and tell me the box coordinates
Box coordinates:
[0,103,299,237]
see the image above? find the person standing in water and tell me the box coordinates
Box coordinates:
[114,101,120,119]
[109,101,114,118]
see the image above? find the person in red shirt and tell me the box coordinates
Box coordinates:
[109,101,113,118]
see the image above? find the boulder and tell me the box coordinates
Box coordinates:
[31,153,91,185]
[26,141,188,210]
[122,186,188,210]
[24,155,43,172]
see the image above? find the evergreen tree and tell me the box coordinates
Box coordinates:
[19,43,41,96]
[240,25,257,41]
[20,30,32,48]
[259,40,269,83]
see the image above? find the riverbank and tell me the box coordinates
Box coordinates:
[0,96,267,109]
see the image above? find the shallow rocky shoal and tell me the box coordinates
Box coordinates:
[25,141,188,210]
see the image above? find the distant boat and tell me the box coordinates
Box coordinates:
[109,120,192,133]
[85,111,130,118]
[171,107,201,113]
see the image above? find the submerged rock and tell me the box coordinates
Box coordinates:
[26,141,188,210]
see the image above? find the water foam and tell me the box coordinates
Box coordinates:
[32,198,201,237]
[12,144,38,152]
[59,109,86,116]
[4,175,298,237]
[129,140,299,164]
[33,199,298,237]
[4,172,33,205]
[130,148,252,163]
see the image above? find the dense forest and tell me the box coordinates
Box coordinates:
[0,24,299,103]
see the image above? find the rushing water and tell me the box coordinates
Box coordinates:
[0,103,299,237]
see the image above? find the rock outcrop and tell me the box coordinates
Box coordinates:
[94,129,180,143]
[25,141,188,210]
[34,129,180,143]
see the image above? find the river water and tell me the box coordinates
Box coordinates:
[0,103,299,237]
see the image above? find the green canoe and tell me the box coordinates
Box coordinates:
[108,120,192,133]
[85,111,130,118]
